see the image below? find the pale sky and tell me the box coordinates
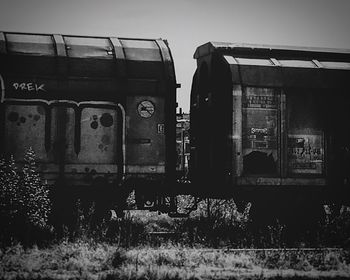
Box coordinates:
[1,0,350,112]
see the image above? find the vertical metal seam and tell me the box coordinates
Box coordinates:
[234,62,244,177]
[281,89,286,178]
[74,107,81,155]
[110,37,127,78]
[277,89,282,178]
[118,103,126,177]
[0,74,5,103]
[155,39,177,181]
[44,104,51,153]
[0,73,5,157]
[155,39,176,81]
[52,34,67,57]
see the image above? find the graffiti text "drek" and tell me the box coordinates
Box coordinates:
[13,82,46,92]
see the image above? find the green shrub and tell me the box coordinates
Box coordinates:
[0,148,51,244]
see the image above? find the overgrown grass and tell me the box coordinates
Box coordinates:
[1,241,349,280]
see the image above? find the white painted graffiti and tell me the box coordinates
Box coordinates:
[12,82,46,92]
[251,127,268,134]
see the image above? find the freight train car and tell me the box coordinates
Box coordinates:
[1,32,350,219]
[189,42,350,207]
[0,32,178,214]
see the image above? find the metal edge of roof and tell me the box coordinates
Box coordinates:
[0,30,163,42]
[0,31,170,58]
[222,55,350,71]
[194,41,350,59]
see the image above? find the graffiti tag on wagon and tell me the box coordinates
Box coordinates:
[12,82,46,93]
[244,95,277,109]
[289,146,322,159]
[288,136,323,161]
[251,127,268,135]
[288,134,324,173]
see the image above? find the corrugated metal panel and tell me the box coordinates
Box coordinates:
[63,36,114,58]
[120,39,162,61]
[5,33,55,56]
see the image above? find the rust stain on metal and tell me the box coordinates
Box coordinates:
[90,121,98,129]
[100,113,113,127]
[101,134,111,145]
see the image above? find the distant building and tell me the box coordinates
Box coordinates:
[176,109,190,177]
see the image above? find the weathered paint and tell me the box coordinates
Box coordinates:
[0,31,177,188]
[4,104,48,161]
[191,41,350,189]
[126,95,166,170]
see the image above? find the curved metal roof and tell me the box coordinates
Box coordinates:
[193,42,350,88]
[194,41,350,61]
[0,32,177,102]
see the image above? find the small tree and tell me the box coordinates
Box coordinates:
[20,147,51,229]
[0,148,51,244]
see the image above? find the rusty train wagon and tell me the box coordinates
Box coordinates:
[190,42,350,205]
[0,32,178,211]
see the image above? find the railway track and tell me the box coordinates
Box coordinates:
[196,247,346,253]
[139,242,347,254]
[145,232,347,255]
